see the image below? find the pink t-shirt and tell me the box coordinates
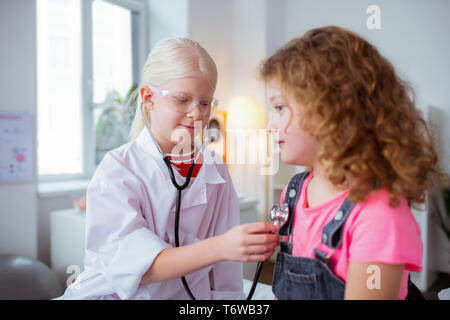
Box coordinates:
[280,172,423,300]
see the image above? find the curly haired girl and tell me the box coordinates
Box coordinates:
[262,26,447,300]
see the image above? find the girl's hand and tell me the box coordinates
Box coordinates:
[218,222,280,262]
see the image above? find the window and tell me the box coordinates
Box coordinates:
[37,0,82,176]
[37,0,147,180]
[92,0,134,165]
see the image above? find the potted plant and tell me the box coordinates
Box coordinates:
[95,84,137,164]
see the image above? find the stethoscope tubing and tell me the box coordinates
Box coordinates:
[164,156,197,300]
[140,101,261,300]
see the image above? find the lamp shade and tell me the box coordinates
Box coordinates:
[227,96,266,130]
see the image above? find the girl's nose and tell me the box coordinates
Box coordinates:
[266,117,276,133]
[186,104,202,120]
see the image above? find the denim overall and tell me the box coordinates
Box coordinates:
[272,172,424,300]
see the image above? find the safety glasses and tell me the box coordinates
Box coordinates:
[148,85,218,117]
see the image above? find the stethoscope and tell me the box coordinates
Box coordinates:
[139,101,290,300]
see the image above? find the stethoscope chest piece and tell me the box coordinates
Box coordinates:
[270,203,289,228]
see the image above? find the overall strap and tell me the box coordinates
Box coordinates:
[314,198,356,263]
[321,198,356,249]
[279,171,310,238]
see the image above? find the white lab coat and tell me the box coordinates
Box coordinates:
[56,128,245,300]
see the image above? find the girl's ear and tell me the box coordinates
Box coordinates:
[140,86,154,109]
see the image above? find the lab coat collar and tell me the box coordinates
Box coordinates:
[135,128,226,185]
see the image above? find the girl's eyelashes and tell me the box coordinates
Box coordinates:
[176,98,209,107]
[176,96,188,103]
[173,95,211,107]
[274,105,285,111]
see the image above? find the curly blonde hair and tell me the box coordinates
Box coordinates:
[261,26,446,207]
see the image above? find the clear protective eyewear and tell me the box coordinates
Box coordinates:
[148,85,218,117]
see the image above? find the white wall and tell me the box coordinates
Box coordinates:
[284,0,450,174]
[265,0,287,57]
[0,0,38,258]
[188,0,234,108]
[147,0,189,50]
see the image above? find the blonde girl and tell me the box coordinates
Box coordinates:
[57,38,279,300]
